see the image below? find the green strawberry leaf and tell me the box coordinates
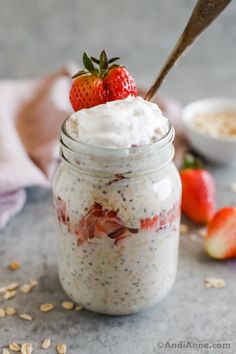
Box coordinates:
[108,57,120,64]
[91,56,100,65]
[83,52,96,74]
[100,50,109,71]
[80,50,124,78]
[72,70,88,79]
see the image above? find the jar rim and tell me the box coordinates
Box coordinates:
[61,117,174,159]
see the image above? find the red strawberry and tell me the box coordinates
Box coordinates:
[103,66,137,101]
[205,206,236,260]
[70,75,105,111]
[180,154,216,224]
[140,216,159,231]
[70,50,137,111]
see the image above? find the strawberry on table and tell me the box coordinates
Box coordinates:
[180,154,216,224]
[205,206,236,260]
[70,50,138,111]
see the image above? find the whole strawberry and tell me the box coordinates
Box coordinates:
[70,50,138,111]
[180,154,216,224]
[205,206,236,260]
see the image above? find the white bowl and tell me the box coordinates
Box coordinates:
[181,98,236,164]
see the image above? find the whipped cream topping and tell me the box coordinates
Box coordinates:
[66,96,169,148]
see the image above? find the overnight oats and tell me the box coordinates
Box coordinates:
[53,96,181,315]
[53,51,181,314]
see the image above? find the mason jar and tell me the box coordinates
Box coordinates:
[53,119,181,315]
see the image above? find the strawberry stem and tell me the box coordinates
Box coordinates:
[182,153,203,170]
[100,50,109,71]
[109,57,120,64]
[72,69,88,79]
[91,57,100,64]
[72,51,123,79]
[83,52,99,75]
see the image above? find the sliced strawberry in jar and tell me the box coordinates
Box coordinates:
[140,215,159,231]
[108,226,129,240]
[55,196,68,225]
[204,206,236,260]
[95,220,123,239]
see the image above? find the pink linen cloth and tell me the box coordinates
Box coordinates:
[0,70,188,230]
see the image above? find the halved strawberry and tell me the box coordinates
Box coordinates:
[204,206,236,260]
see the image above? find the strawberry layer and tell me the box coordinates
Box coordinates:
[54,198,180,246]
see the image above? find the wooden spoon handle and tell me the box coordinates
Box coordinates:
[145,0,231,101]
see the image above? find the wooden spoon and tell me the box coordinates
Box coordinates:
[145,0,232,101]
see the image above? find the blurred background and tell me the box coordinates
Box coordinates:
[0,0,235,103]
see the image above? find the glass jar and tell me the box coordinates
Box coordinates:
[53,119,181,315]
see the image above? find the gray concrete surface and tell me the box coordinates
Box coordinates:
[0,0,236,353]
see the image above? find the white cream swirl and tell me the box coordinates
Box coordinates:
[66,96,169,148]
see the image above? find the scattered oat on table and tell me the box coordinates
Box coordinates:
[204,277,226,288]
[21,343,33,354]
[0,307,6,317]
[40,303,54,312]
[7,282,20,291]
[180,223,189,235]
[9,343,21,352]
[5,306,16,316]
[56,344,67,354]
[29,279,37,288]
[41,338,51,349]
[19,313,33,321]
[75,305,84,312]
[3,348,10,354]
[8,261,21,271]
[20,284,32,294]
[0,286,7,294]
[62,301,74,310]
[197,228,207,238]
[3,290,16,300]
[19,279,37,293]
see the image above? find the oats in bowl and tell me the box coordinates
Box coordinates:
[192,111,236,138]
